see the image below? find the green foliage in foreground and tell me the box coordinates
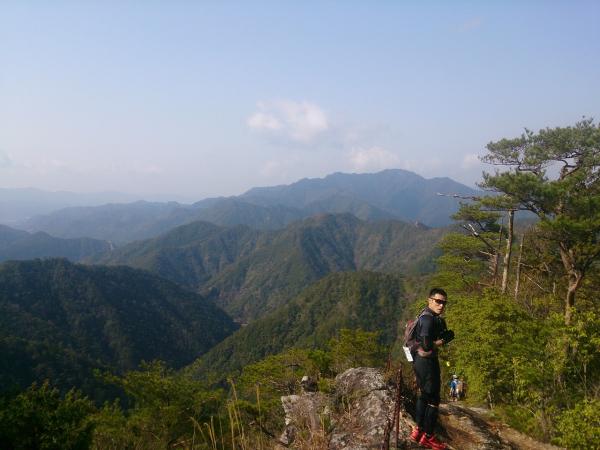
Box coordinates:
[0,328,383,449]
[440,291,600,447]
[0,381,95,450]
[91,328,383,448]
[430,119,600,448]
[328,328,384,373]
[235,328,384,440]
[553,398,600,449]
[93,361,225,449]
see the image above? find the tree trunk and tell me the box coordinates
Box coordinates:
[494,219,504,287]
[565,280,578,326]
[559,245,583,325]
[490,253,499,285]
[501,210,514,294]
[514,233,524,300]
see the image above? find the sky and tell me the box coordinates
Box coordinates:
[1,1,599,202]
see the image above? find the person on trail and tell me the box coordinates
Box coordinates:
[449,375,459,402]
[458,377,466,400]
[409,288,454,450]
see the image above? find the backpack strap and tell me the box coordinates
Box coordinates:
[415,308,435,357]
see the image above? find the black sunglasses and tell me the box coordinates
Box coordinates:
[430,297,447,306]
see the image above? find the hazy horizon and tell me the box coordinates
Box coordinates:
[0,167,477,205]
[2,1,599,199]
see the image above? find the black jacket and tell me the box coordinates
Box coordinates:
[416,307,447,357]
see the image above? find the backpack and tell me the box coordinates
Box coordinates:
[403,309,433,355]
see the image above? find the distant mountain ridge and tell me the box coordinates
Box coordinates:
[0,187,143,224]
[22,169,476,242]
[22,201,194,243]
[93,213,446,322]
[22,199,307,243]
[240,169,478,226]
[0,224,111,262]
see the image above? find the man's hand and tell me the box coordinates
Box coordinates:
[434,339,444,347]
[441,329,455,344]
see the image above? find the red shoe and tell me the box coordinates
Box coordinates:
[418,433,447,450]
[409,427,423,442]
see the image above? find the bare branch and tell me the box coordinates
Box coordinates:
[523,274,552,293]
[462,223,498,252]
[436,192,482,201]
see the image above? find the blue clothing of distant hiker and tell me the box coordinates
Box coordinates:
[449,375,459,401]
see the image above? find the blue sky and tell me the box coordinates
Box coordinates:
[1,1,599,201]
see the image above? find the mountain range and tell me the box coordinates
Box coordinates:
[20,169,476,243]
[239,169,478,226]
[92,213,446,322]
[0,169,464,399]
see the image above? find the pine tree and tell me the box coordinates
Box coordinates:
[480,118,600,324]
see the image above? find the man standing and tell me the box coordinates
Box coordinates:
[409,288,454,450]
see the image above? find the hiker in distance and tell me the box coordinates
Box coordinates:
[409,288,455,450]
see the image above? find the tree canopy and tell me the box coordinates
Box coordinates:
[480,118,600,324]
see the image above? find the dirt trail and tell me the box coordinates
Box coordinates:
[439,402,564,450]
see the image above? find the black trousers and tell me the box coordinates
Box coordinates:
[413,355,441,435]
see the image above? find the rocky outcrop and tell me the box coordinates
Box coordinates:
[277,367,563,450]
[328,367,394,449]
[279,392,329,447]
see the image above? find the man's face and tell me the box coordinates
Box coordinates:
[428,293,447,315]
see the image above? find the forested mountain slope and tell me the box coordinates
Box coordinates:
[95,214,445,321]
[0,259,238,394]
[89,220,267,288]
[189,271,406,379]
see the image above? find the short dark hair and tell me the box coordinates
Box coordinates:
[429,287,447,298]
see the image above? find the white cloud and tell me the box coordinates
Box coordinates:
[461,153,481,169]
[247,112,281,131]
[349,147,401,172]
[247,100,329,142]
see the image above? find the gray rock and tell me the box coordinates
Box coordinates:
[301,375,318,393]
[279,392,329,447]
[334,367,387,397]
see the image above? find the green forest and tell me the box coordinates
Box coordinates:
[1,119,599,449]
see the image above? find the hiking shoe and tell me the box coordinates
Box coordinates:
[418,433,447,450]
[409,427,422,442]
